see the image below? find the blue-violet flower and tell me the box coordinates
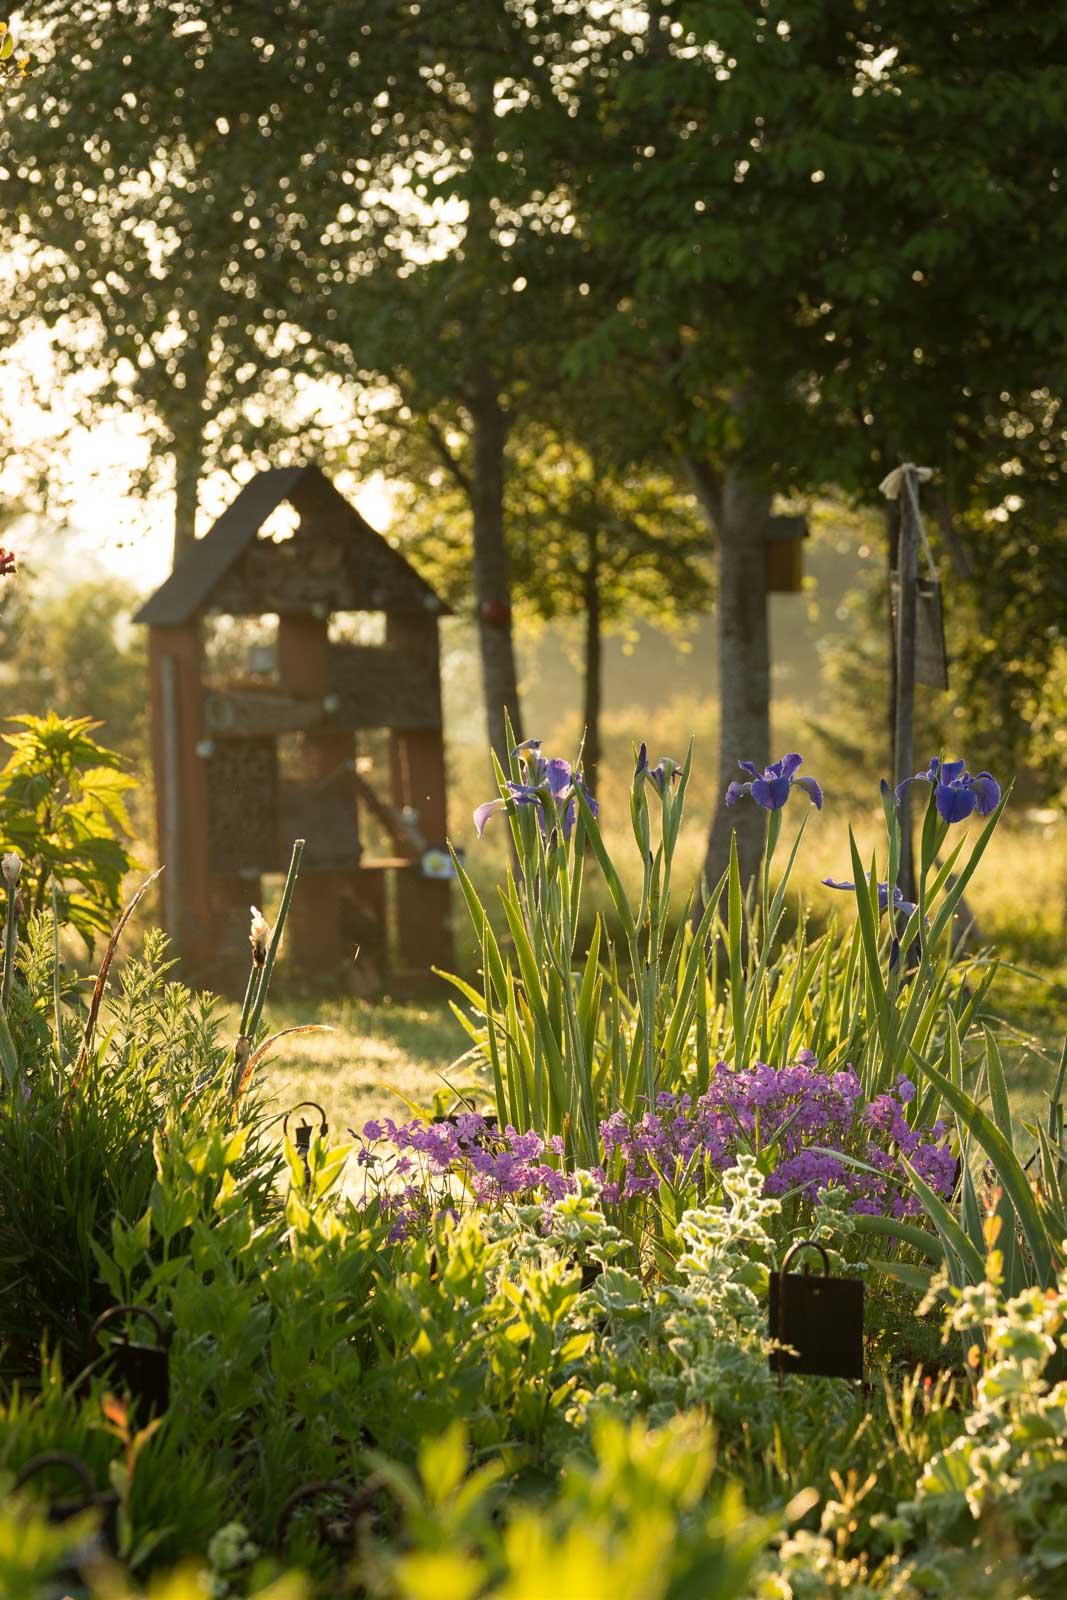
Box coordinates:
[896,757,1001,824]
[474,740,597,840]
[725,753,823,812]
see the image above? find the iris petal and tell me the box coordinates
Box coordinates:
[794,775,824,810]
[935,782,976,823]
[725,781,751,807]
[777,753,804,779]
[504,782,541,804]
[751,775,792,810]
[737,761,761,779]
[473,799,506,837]
[545,758,574,799]
[971,772,1002,816]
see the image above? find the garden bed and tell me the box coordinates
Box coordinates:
[3,739,1067,1599]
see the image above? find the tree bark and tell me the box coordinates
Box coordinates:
[470,366,523,766]
[464,58,523,772]
[172,440,203,568]
[693,463,773,903]
[582,522,602,795]
[169,344,209,569]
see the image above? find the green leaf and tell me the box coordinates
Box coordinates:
[907,1052,1055,1286]
[902,1157,987,1287]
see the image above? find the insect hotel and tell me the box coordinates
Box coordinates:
[134,464,454,988]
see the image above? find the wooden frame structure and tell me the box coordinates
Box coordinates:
[134,464,453,987]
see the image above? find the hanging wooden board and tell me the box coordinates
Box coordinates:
[765,513,809,594]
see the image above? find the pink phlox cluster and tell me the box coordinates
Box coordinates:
[596,1058,955,1216]
[359,1055,958,1240]
[360,1114,579,1239]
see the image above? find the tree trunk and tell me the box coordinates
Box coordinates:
[694,463,773,903]
[464,59,523,772]
[168,347,209,569]
[470,367,523,766]
[172,441,203,568]
[582,523,602,795]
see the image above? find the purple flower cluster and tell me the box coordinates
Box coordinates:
[356,1056,957,1241]
[358,1115,574,1241]
[474,740,597,842]
[594,1060,954,1220]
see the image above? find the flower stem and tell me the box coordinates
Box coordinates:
[1,875,17,1014]
[237,960,261,1040]
[245,838,305,1043]
[51,881,63,1074]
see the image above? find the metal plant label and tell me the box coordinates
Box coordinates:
[90,1305,171,1418]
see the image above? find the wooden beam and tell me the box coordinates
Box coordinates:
[204,688,326,738]
[387,613,452,975]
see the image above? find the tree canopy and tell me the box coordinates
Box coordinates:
[6,0,1067,885]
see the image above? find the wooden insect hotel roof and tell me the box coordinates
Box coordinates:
[134,463,449,626]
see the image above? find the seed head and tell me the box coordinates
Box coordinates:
[2,852,21,887]
[249,906,270,966]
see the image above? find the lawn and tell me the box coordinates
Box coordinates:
[252,994,467,1136]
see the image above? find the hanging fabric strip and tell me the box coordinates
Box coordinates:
[884,463,947,688]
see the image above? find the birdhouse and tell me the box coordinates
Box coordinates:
[766,514,809,594]
[134,464,453,989]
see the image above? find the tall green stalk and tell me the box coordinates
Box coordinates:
[447,739,1009,1181]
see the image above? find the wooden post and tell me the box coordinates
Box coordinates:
[158,653,182,943]
[276,613,361,981]
[885,497,900,772]
[387,613,453,978]
[893,469,919,902]
[149,621,253,977]
[148,623,212,955]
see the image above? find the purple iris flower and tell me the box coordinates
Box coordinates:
[896,757,1001,824]
[725,753,823,812]
[473,740,597,840]
[822,877,918,918]
[635,742,680,794]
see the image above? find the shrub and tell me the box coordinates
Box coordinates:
[0,712,136,951]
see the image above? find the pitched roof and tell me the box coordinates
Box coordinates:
[134,463,449,625]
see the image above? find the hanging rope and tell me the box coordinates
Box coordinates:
[880,463,938,581]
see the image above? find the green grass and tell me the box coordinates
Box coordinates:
[246,994,468,1137]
